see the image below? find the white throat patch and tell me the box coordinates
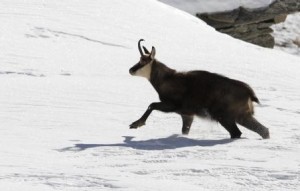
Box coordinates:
[133,60,153,80]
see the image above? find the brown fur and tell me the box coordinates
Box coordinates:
[149,60,257,120]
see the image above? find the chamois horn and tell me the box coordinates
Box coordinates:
[138,39,145,56]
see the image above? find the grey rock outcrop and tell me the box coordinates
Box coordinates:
[196,0,300,48]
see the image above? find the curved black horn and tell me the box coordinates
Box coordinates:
[138,39,145,56]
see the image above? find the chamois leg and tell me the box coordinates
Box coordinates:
[181,115,194,135]
[237,116,270,139]
[130,102,176,129]
[219,118,242,139]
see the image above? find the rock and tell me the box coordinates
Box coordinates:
[207,8,239,23]
[293,37,300,47]
[247,34,275,48]
[257,22,273,29]
[274,14,288,23]
[196,14,234,29]
[196,0,300,48]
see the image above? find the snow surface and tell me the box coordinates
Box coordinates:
[0,0,300,190]
[158,0,275,14]
[159,0,300,56]
[272,12,300,56]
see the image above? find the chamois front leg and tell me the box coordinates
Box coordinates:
[130,102,176,129]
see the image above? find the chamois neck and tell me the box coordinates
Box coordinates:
[150,60,175,88]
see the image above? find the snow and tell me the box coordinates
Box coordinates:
[159,0,300,56]
[272,12,300,56]
[158,0,275,14]
[0,0,300,190]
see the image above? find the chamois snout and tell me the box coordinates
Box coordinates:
[129,63,140,75]
[129,66,135,75]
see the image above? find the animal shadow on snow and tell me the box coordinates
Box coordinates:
[59,134,234,152]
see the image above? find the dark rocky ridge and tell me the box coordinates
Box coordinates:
[196,0,300,48]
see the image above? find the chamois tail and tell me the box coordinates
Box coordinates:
[251,94,259,104]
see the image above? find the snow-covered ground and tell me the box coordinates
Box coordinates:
[0,0,300,190]
[272,12,300,56]
[159,0,300,57]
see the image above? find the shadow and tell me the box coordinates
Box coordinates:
[59,134,234,152]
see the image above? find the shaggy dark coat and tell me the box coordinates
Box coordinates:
[129,40,269,139]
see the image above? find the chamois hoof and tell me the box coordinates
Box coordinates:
[182,127,190,135]
[129,120,145,129]
[261,128,270,139]
[230,132,242,139]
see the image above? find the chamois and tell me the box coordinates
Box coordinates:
[129,39,270,139]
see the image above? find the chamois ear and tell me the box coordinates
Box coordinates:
[150,46,156,59]
[142,46,150,55]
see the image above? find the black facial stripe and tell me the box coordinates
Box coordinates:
[130,63,143,73]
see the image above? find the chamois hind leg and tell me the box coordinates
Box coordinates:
[237,116,270,139]
[181,115,194,135]
[218,117,242,139]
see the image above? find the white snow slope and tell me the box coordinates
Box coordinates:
[158,0,275,14]
[0,0,300,190]
[272,12,300,56]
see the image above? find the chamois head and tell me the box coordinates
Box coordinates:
[129,39,156,80]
